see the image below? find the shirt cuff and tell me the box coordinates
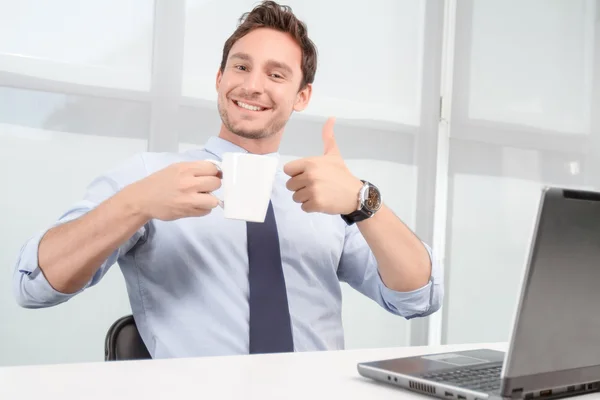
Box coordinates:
[14,212,90,307]
[14,226,83,307]
[377,241,438,319]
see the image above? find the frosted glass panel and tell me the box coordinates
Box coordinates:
[0,87,150,139]
[444,0,600,345]
[446,173,542,344]
[0,87,149,366]
[444,140,596,344]
[464,0,596,133]
[0,0,154,90]
[183,0,425,125]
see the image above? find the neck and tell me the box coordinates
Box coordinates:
[217,124,282,155]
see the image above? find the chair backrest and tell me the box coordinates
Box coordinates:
[105,315,151,361]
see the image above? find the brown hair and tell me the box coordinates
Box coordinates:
[219,1,317,90]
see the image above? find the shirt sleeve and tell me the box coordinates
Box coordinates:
[13,154,150,309]
[336,223,444,319]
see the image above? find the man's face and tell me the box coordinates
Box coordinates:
[216,27,312,140]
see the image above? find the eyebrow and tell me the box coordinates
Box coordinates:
[229,52,252,62]
[229,52,294,76]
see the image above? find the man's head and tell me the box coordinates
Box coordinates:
[216,1,317,141]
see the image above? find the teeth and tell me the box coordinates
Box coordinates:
[236,101,264,111]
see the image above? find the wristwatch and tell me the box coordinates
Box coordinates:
[341,180,382,225]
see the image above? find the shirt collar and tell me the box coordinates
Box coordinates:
[203,136,280,161]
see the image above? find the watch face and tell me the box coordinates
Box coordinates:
[365,185,381,212]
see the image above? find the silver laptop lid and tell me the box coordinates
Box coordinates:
[502,186,600,396]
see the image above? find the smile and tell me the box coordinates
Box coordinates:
[233,100,269,112]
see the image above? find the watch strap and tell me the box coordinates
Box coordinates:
[341,208,374,225]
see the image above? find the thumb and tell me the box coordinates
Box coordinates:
[322,117,340,156]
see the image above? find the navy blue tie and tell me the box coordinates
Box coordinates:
[247,200,294,354]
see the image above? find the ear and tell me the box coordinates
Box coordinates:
[293,83,312,112]
[215,69,223,92]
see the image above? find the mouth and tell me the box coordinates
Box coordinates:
[232,99,271,112]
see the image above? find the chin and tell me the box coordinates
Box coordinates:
[218,101,286,140]
[227,114,280,139]
[230,125,275,140]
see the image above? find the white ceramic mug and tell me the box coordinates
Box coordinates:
[207,152,278,223]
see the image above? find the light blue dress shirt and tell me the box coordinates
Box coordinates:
[13,137,443,358]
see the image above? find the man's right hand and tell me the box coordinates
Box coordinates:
[28,160,221,296]
[124,161,222,221]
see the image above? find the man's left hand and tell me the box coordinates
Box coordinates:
[283,117,363,215]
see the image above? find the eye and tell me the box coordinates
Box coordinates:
[270,73,284,79]
[235,65,248,71]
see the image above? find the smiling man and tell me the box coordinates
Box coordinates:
[215,16,313,151]
[13,1,443,358]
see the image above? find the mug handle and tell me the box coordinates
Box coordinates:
[205,159,224,208]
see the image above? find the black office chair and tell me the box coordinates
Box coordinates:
[104,314,152,361]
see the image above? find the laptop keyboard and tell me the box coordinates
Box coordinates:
[422,365,502,393]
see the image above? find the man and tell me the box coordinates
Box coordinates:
[13,1,442,358]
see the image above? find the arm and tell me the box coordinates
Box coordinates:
[37,159,221,295]
[356,203,431,292]
[283,117,442,317]
[13,155,151,308]
[337,215,443,318]
[13,173,147,308]
[37,188,148,294]
[13,155,221,307]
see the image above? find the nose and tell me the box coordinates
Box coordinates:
[242,70,265,95]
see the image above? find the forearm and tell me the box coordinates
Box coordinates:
[357,204,431,292]
[38,186,148,294]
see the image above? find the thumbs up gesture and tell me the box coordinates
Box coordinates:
[283,117,364,215]
[321,117,341,157]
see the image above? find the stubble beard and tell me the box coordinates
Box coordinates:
[218,96,287,140]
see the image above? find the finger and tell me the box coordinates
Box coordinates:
[192,176,222,193]
[286,175,309,192]
[283,158,309,177]
[212,194,224,209]
[322,117,340,156]
[300,199,318,213]
[190,161,222,177]
[193,193,220,210]
[292,187,311,204]
[189,208,212,218]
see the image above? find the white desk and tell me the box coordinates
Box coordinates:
[0,342,591,400]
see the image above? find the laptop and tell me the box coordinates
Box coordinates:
[357,186,600,399]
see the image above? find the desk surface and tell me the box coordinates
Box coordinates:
[0,342,597,399]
